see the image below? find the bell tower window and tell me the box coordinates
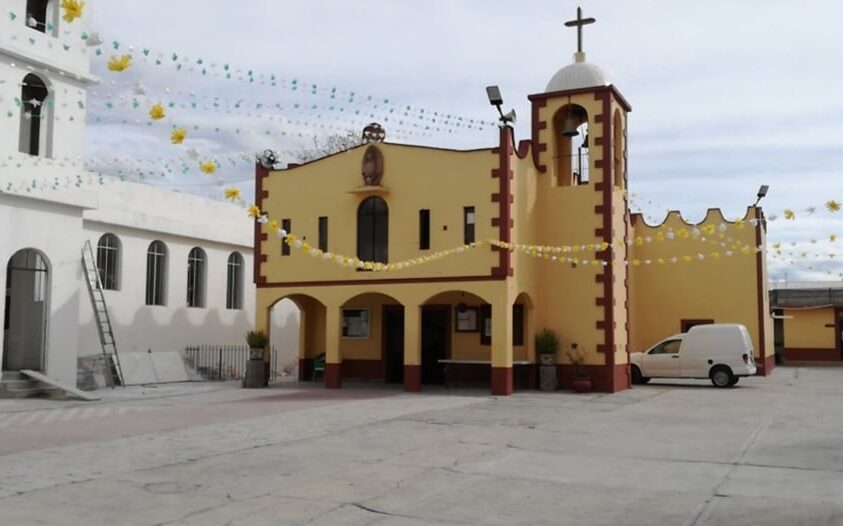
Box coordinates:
[19,74,52,158]
[552,103,589,186]
[25,0,56,35]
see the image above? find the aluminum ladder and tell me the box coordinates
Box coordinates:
[81,240,124,388]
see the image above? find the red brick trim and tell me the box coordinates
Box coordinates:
[754,207,768,373]
[759,353,776,375]
[595,89,619,391]
[341,359,384,380]
[556,363,629,393]
[325,363,341,389]
[257,274,505,288]
[404,365,421,392]
[529,85,632,112]
[530,98,548,172]
[491,366,513,395]
[784,348,840,362]
[254,164,269,284]
[491,127,514,279]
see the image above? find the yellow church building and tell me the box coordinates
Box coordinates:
[252,10,774,394]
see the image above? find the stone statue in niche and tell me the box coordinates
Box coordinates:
[361,146,384,186]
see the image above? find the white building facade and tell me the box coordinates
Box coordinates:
[1,1,258,388]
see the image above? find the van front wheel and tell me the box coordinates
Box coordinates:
[710,366,734,388]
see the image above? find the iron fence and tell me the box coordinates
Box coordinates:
[184,345,279,382]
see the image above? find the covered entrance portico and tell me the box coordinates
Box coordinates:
[258,283,535,395]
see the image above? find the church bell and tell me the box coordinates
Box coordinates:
[562,116,580,137]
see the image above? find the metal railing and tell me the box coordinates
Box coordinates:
[184,345,279,382]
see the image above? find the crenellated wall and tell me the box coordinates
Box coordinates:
[628,207,774,371]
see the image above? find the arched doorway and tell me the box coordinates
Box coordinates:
[421,290,490,386]
[3,249,50,372]
[268,295,324,382]
[340,292,403,384]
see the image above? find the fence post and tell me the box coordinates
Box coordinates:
[218,346,223,380]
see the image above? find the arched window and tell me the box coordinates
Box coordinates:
[226,252,243,310]
[145,241,167,306]
[186,247,206,308]
[357,197,388,264]
[19,74,52,158]
[25,0,55,34]
[552,104,589,186]
[96,234,121,291]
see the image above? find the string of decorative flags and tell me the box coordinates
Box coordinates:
[90,83,487,135]
[3,6,494,132]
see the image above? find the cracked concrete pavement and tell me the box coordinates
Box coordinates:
[1,367,843,525]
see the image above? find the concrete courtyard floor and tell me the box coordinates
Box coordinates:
[1,366,843,525]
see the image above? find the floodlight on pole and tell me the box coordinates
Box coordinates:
[754,185,769,206]
[485,85,516,126]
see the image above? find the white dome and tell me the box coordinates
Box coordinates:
[546,54,610,92]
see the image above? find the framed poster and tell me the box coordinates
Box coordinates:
[455,307,479,332]
[342,308,370,339]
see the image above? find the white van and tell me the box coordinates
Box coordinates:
[630,324,757,387]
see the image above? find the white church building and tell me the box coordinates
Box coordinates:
[0,0,274,391]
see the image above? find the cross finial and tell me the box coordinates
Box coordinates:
[564,6,596,56]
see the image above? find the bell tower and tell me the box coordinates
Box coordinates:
[0,0,98,163]
[528,6,633,392]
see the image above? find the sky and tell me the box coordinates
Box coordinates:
[81,0,843,282]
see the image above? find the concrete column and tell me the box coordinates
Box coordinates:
[324,304,341,389]
[403,303,421,392]
[491,300,513,396]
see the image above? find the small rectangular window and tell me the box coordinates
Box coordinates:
[419,209,430,250]
[513,304,524,346]
[318,216,328,252]
[464,206,475,245]
[281,219,291,256]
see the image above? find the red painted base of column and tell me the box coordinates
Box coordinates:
[556,364,630,393]
[325,363,341,389]
[491,366,513,396]
[757,354,776,376]
[404,365,421,392]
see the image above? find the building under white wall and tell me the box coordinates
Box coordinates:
[0,0,270,389]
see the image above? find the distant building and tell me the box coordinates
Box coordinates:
[253,11,774,395]
[770,283,842,363]
[1,0,258,389]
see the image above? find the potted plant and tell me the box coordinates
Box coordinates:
[244,330,268,388]
[245,330,268,360]
[535,329,559,391]
[567,346,592,393]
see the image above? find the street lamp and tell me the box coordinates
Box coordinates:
[485,85,516,126]
[754,185,769,206]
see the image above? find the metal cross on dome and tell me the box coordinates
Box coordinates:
[564,6,596,54]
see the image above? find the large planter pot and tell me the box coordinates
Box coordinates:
[572,377,592,393]
[249,347,264,360]
[243,359,267,388]
[539,365,558,391]
[538,353,556,366]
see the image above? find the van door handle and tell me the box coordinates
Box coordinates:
[670,355,679,358]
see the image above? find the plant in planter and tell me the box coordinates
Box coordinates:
[243,330,269,388]
[536,329,559,391]
[567,346,592,393]
[245,330,269,360]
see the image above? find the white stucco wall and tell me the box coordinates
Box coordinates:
[77,181,256,357]
[0,193,92,385]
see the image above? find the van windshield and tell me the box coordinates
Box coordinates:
[649,340,682,355]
